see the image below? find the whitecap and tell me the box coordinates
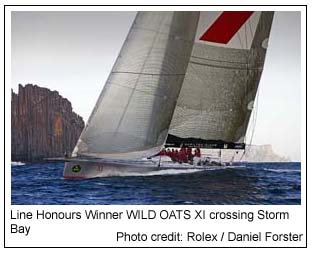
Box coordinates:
[11,161,26,167]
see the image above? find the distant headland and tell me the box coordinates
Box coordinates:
[11,84,85,162]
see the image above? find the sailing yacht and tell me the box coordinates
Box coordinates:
[63,11,274,179]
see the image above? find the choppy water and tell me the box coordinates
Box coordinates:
[11,162,301,205]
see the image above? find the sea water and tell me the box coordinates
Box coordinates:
[11,162,301,205]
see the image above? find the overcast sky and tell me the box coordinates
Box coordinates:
[11,11,301,161]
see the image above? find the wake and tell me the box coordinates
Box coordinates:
[96,165,246,178]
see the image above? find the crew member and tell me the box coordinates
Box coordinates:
[194,147,201,157]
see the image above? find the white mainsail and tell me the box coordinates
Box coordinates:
[169,11,274,145]
[73,12,200,160]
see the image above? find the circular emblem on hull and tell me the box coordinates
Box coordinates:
[72,164,82,173]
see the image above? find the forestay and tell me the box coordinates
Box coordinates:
[73,12,200,159]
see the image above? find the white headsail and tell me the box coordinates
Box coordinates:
[73,12,200,159]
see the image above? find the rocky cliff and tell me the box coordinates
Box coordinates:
[239,144,290,162]
[11,84,85,162]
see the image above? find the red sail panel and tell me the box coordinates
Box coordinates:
[200,11,254,44]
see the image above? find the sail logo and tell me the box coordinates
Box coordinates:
[200,11,254,44]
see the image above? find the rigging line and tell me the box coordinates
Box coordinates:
[238,147,246,162]
[248,18,254,40]
[241,89,260,162]
[157,154,161,168]
[244,11,252,138]
[245,22,248,49]
[240,20,251,162]
[249,89,259,148]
